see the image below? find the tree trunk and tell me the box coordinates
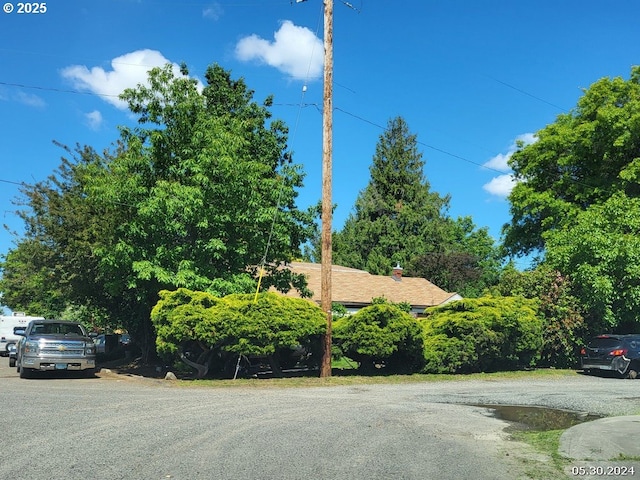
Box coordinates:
[268,354,283,378]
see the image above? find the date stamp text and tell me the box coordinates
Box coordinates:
[567,463,638,478]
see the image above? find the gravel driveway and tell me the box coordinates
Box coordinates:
[2,363,639,480]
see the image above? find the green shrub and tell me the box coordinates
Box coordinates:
[420,296,543,374]
[333,301,424,373]
[151,288,222,356]
[217,292,326,356]
[151,289,326,375]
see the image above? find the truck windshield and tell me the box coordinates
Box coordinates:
[31,323,84,336]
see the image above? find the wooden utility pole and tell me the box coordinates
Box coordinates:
[319,0,333,378]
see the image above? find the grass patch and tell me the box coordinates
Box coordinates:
[511,429,569,478]
[105,356,578,388]
[613,453,640,461]
[180,368,578,389]
[513,429,565,463]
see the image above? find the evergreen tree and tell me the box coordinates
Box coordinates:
[333,117,501,295]
[333,117,451,274]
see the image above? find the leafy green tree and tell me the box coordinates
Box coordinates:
[332,116,502,294]
[151,289,326,377]
[543,192,640,333]
[420,297,543,374]
[1,63,315,360]
[502,66,640,333]
[92,63,313,293]
[333,300,424,373]
[504,66,640,256]
[0,145,116,321]
[493,265,585,368]
[406,217,501,296]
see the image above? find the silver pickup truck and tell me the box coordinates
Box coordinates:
[14,319,97,378]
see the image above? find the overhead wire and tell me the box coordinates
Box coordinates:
[252,0,325,302]
[0,6,598,276]
[0,68,594,183]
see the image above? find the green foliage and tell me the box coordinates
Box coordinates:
[543,192,640,332]
[420,296,543,374]
[0,239,66,318]
[333,302,424,372]
[504,66,640,256]
[93,63,313,294]
[151,288,222,356]
[331,302,348,319]
[332,116,502,294]
[0,145,115,318]
[1,63,316,359]
[218,293,326,356]
[151,289,326,364]
[493,266,585,368]
[502,66,640,342]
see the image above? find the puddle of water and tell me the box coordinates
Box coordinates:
[475,404,602,431]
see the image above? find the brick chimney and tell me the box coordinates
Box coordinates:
[392,263,403,282]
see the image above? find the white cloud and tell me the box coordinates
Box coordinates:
[60,49,183,109]
[16,91,46,108]
[85,110,103,130]
[482,133,538,198]
[483,133,537,172]
[483,174,516,197]
[0,86,44,107]
[515,132,537,146]
[203,3,222,20]
[235,20,323,80]
[483,152,512,172]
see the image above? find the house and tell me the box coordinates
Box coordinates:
[276,262,461,317]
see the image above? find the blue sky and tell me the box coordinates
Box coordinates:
[1,0,639,270]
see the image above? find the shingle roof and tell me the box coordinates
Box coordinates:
[277,262,458,308]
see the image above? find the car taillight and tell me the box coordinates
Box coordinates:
[580,347,586,355]
[609,349,628,356]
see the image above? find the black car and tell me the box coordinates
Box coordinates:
[580,334,640,379]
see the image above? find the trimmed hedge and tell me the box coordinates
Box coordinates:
[420,296,543,374]
[333,302,424,372]
[151,288,326,360]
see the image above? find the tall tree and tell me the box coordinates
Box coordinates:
[502,66,640,332]
[504,66,640,256]
[1,63,315,359]
[90,64,315,355]
[333,116,501,294]
[544,192,640,332]
[333,116,451,274]
[0,144,115,321]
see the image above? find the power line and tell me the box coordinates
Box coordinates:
[0,179,25,187]
[0,81,121,100]
[1,78,508,175]
[333,107,507,176]
[483,74,569,113]
[255,0,325,298]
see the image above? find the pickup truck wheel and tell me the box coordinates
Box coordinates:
[19,367,33,379]
[9,357,16,367]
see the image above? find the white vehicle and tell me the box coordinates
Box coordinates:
[0,313,45,356]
